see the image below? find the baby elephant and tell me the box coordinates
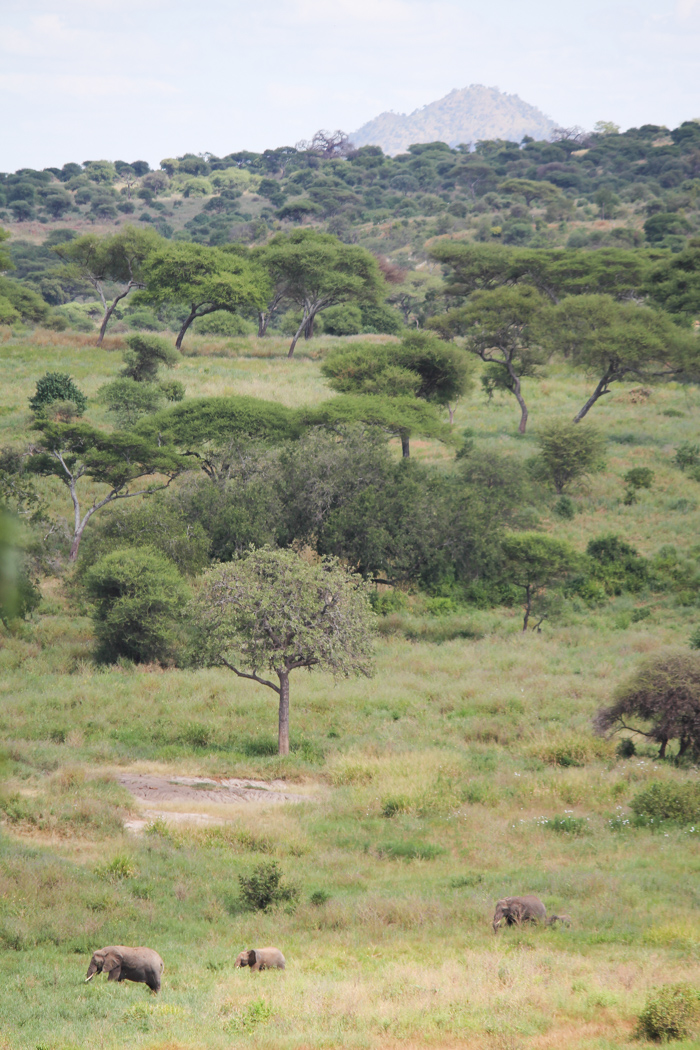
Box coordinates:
[547,913,572,928]
[235,947,286,972]
[85,946,164,992]
[492,895,547,933]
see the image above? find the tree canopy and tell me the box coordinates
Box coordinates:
[54,226,162,344]
[138,242,269,349]
[256,230,384,356]
[27,420,188,559]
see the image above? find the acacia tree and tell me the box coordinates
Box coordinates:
[595,651,700,759]
[321,333,473,453]
[535,294,699,421]
[138,243,269,350]
[532,420,606,494]
[54,226,161,345]
[189,548,375,755]
[501,532,579,631]
[27,420,188,560]
[259,230,384,356]
[430,285,547,434]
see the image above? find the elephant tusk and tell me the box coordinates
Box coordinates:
[85,975,94,982]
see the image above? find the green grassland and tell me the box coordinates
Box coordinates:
[1,329,700,1050]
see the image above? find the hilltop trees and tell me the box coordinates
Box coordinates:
[138,242,269,349]
[189,548,374,754]
[54,227,162,344]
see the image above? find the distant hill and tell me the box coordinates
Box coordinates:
[351,84,558,155]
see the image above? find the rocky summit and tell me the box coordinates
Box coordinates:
[351,83,558,154]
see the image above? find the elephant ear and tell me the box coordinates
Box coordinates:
[247,950,256,967]
[102,950,122,976]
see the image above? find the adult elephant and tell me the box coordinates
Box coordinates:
[85,946,164,992]
[492,895,547,933]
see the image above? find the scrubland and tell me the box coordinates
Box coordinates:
[0,329,699,1050]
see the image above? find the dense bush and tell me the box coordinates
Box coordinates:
[637,984,700,1041]
[28,372,87,416]
[237,861,298,912]
[630,781,700,825]
[84,546,190,664]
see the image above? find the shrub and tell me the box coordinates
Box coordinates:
[370,589,408,616]
[381,795,413,817]
[309,889,331,906]
[29,372,87,416]
[630,781,700,825]
[237,861,298,911]
[195,311,255,336]
[95,854,137,881]
[554,495,576,519]
[531,420,605,494]
[584,534,649,595]
[616,737,636,758]
[84,546,189,664]
[674,443,700,472]
[624,466,654,504]
[545,815,589,835]
[637,984,700,1041]
[122,333,179,382]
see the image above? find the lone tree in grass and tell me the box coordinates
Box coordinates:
[501,532,579,631]
[189,547,375,755]
[594,651,700,759]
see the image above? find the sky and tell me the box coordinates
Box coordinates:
[2,0,700,172]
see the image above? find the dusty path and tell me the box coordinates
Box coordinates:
[118,772,314,832]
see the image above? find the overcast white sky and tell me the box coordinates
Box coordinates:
[2,0,699,172]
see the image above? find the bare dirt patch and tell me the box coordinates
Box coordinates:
[118,773,314,832]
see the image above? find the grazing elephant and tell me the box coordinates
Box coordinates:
[85,946,164,992]
[235,947,286,971]
[492,895,547,933]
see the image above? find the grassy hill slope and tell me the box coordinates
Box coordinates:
[0,328,699,1049]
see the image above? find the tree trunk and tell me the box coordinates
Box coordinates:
[258,311,269,337]
[508,370,528,435]
[304,314,315,339]
[573,373,614,423]
[277,670,290,755]
[522,584,532,632]
[447,403,455,426]
[288,314,308,358]
[69,529,84,562]
[400,430,410,458]
[96,284,133,346]
[658,736,668,759]
[176,306,199,351]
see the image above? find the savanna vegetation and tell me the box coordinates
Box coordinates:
[1,117,700,1050]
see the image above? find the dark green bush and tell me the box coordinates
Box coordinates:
[84,546,189,664]
[616,737,637,758]
[29,372,87,415]
[309,889,331,906]
[554,496,576,519]
[630,781,700,825]
[237,861,298,911]
[637,983,700,1041]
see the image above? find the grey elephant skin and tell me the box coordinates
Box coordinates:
[492,895,547,933]
[235,947,286,971]
[85,946,164,992]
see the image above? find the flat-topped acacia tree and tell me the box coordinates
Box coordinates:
[189,547,375,755]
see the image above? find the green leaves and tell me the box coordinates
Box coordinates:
[189,547,375,681]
